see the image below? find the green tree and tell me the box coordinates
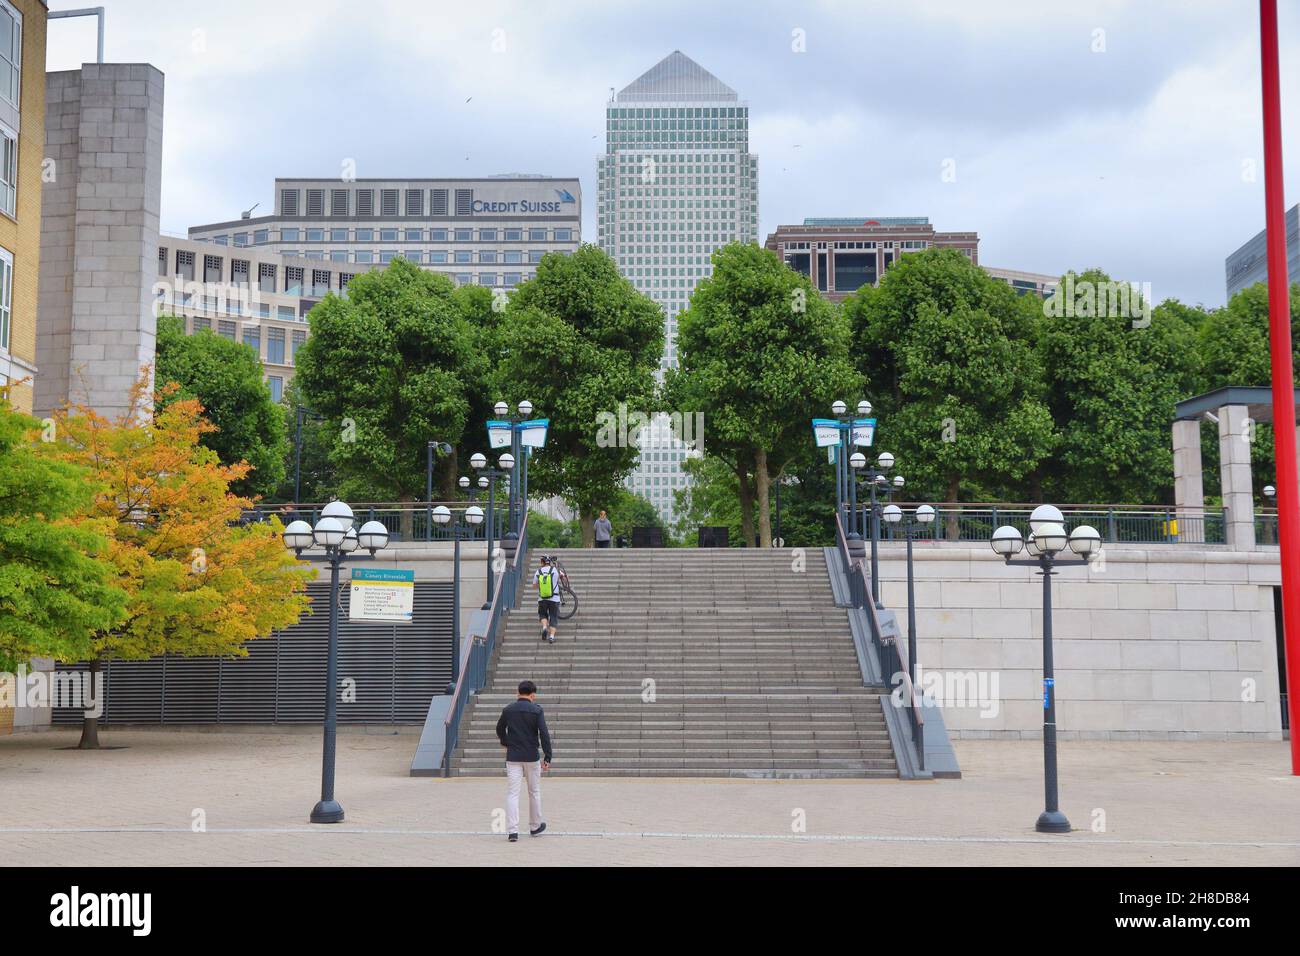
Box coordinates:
[667,242,861,546]
[155,315,288,498]
[0,399,126,671]
[274,380,337,504]
[1035,270,1201,504]
[844,249,1055,535]
[499,245,663,544]
[294,259,486,535]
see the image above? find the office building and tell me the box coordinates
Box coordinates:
[598,50,759,521]
[1225,203,1299,299]
[0,0,46,417]
[187,176,581,289]
[152,234,374,402]
[764,217,978,302]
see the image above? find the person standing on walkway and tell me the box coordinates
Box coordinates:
[594,510,613,549]
[496,680,552,842]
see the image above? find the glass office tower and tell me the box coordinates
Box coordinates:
[597,51,759,524]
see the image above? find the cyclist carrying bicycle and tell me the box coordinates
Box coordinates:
[534,555,564,643]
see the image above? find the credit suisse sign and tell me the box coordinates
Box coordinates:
[470,189,577,216]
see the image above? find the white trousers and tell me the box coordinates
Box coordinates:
[505,760,543,834]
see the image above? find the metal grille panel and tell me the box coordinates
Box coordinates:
[52,582,452,725]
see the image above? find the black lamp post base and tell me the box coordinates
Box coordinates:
[1035,810,1071,834]
[310,800,345,825]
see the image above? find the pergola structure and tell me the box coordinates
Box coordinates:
[1172,386,1298,549]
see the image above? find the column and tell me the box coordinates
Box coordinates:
[1172,419,1205,543]
[1218,404,1256,550]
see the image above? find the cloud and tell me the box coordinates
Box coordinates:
[43,0,1300,306]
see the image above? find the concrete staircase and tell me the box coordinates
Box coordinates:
[450,547,897,778]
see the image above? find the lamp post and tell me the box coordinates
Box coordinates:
[292,405,324,512]
[282,502,390,824]
[474,451,514,609]
[493,400,535,535]
[425,441,453,542]
[991,505,1102,834]
[851,451,898,609]
[882,503,935,687]
[432,503,485,695]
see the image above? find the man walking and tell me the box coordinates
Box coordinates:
[534,554,561,643]
[496,680,552,842]
[594,510,613,549]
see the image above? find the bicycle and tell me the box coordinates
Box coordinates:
[552,556,579,620]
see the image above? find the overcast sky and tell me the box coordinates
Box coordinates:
[44,0,1300,308]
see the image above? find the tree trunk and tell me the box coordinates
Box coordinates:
[945,476,961,542]
[78,657,102,750]
[736,468,756,547]
[401,496,416,542]
[441,445,458,501]
[755,447,772,549]
[579,506,595,547]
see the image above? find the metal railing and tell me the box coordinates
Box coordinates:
[863,503,1227,546]
[247,501,506,542]
[836,514,924,771]
[442,513,529,776]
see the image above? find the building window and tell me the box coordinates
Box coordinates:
[0,122,15,218]
[380,251,397,264]
[231,259,250,285]
[504,272,522,287]
[306,228,324,242]
[454,251,472,264]
[381,189,399,217]
[277,306,295,322]
[0,246,10,350]
[478,273,497,286]
[281,227,300,242]
[306,189,324,217]
[355,228,373,241]
[268,376,283,403]
[356,189,374,217]
[157,247,168,277]
[330,250,348,262]
[280,189,300,216]
[253,229,269,245]
[258,263,276,293]
[284,267,303,295]
[0,1,18,109]
[217,320,237,341]
[429,229,447,242]
[455,189,472,216]
[428,251,447,264]
[267,329,286,364]
[430,189,448,216]
[403,250,421,263]
[405,189,424,216]
[380,228,398,242]
[504,250,522,264]
[504,229,522,241]
[292,330,307,363]
[176,250,195,280]
[203,255,223,283]
[479,251,497,264]
[331,189,349,217]
[555,228,572,242]
[329,228,347,242]
[405,228,422,241]
[192,316,211,333]
[242,325,260,356]
[479,229,497,242]
[528,250,544,263]
[529,228,547,241]
[355,250,374,264]
[454,228,472,242]
[455,273,471,285]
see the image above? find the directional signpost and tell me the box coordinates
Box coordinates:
[349,568,415,624]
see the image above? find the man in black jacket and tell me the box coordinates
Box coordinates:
[496,680,553,842]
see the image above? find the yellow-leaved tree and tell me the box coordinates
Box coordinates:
[51,376,315,748]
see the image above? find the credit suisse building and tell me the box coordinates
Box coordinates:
[187,176,582,289]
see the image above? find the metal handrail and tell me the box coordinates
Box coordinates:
[441,513,528,776]
[836,513,924,771]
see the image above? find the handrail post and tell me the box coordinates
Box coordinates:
[1107,507,1117,542]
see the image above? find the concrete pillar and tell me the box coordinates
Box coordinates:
[35,64,165,420]
[1218,404,1256,550]
[1172,419,1205,542]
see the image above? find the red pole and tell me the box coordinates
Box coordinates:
[1259,0,1300,773]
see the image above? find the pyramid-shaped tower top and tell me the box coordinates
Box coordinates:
[616,50,738,102]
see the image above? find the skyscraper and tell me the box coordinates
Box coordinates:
[598,51,759,523]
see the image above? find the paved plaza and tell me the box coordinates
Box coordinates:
[0,728,1296,866]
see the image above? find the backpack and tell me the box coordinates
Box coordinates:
[538,568,556,598]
